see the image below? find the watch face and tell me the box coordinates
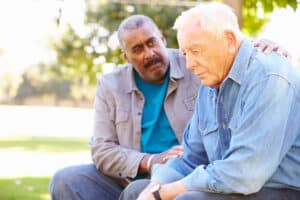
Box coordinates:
[150,184,161,192]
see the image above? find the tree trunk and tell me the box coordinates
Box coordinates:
[223,0,243,28]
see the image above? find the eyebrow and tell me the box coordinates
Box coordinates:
[131,37,157,50]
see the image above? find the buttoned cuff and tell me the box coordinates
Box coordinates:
[122,151,147,179]
[181,165,214,192]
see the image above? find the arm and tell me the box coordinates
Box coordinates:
[137,93,210,199]
[90,79,184,179]
[180,76,298,194]
[253,38,291,59]
[89,79,146,179]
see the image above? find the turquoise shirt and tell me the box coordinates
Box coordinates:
[134,69,179,154]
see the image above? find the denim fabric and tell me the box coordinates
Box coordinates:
[50,164,123,200]
[120,179,300,200]
[151,39,300,194]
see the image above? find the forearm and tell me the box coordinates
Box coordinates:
[90,141,146,179]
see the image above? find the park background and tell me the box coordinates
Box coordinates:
[0,0,300,199]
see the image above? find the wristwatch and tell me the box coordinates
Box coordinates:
[150,184,162,200]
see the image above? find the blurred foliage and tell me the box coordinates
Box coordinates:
[35,0,297,95]
[46,0,203,87]
[242,0,298,35]
[6,65,94,105]
[14,67,72,104]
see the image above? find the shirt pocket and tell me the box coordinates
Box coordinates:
[199,120,218,161]
[115,108,129,124]
[199,120,218,136]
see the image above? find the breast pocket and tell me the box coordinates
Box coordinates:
[115,108,130,138]
[199,119,218,162]
[115,108,129,124]
[199,120,218,136]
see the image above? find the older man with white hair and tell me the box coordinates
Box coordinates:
[120,2,300,200]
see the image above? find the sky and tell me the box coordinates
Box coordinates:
[0,1,299,77]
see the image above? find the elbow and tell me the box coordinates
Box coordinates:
[232,179,264,195]
[240,183,262,195]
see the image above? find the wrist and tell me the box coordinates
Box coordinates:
[146,154,155,173]
[138,154,150,174]
[150,183,162,200]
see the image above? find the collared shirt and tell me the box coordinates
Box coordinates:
[89,49,200,182]
[151,39,300,194]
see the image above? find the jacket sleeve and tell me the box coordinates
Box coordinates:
[89,79,146,180]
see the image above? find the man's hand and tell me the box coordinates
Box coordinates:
[139,145,183,174]
[253,38,291,60]
[137,181,187,200]
[153,145,183,164]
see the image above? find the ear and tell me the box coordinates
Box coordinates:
[122,51,129,62]
[161,35,167,47]
[224,30,237,54]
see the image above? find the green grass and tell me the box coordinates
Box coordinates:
[0,136,89,198]
[0,177,51,200]
[0,136,89,152]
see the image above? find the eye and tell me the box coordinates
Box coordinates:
[147,38,157,47]
[132,45,143,54]
[191,49,201,54]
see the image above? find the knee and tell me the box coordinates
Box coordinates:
[49,166,82,195]
[119,179,150,200]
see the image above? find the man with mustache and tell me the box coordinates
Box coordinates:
[49,14,289,200]
[50,14,199,200]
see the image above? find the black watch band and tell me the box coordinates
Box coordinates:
[152,190,162,200]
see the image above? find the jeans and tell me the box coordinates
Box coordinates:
[49,164,124,200]
[120,179,300,200]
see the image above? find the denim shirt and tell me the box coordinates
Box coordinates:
[151,39,300,194]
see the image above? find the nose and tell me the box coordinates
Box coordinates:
[144,47,155,59]
[185,53,197,71]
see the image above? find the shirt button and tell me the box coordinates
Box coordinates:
[138,111,142,116]
[222,123,226,129]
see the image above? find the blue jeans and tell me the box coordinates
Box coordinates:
[120,179,300,200]
[49,164,124,200]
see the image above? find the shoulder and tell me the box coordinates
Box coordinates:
[96,64,132,93]
[244,52,300,97]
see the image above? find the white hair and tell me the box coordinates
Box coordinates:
[174,2,243,39]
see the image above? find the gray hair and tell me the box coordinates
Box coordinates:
[174,2,243,39]
[117,15,161,48]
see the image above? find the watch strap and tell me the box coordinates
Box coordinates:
[152,190,162,200]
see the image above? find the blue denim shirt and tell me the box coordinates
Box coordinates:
[151,39,300,195]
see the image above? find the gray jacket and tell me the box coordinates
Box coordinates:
[89,48,200,182]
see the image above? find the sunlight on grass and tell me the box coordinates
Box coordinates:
[0,136,89,152]
[0,177,51,200]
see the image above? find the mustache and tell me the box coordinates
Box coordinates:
[143,57,162,68]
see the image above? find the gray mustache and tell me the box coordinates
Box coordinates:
[144,57,162,68]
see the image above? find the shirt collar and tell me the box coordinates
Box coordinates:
[227,38,255,85]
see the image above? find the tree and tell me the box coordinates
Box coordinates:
[44,0,298,88]
[224,0,298,35]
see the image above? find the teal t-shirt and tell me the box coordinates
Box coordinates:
[134,70,179,154]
